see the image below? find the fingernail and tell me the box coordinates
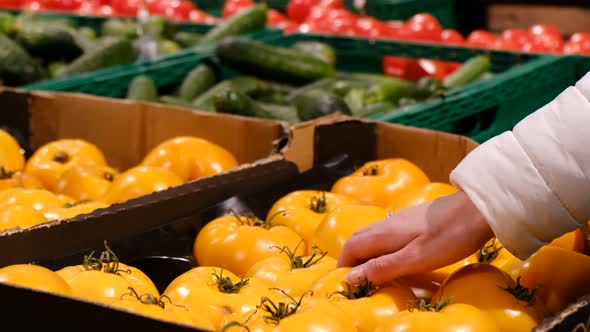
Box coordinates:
[345,267,364,284]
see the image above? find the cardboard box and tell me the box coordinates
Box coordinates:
[2,109,588,331]
[0,88,298,267]
[0,113,486,330]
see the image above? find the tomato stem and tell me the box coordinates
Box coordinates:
[409,296,454,312]
[226,209,277,230]
[330,277,379,299]
[257,289,312,325]
[220,321,251,332]
[121,287,187,310]
[0,166,14,179]
[273,242,327,270]
[478,238,503,263]
[310,192,327,214]
[361,165,379,176]
[53,151,70,163]
[212,268,250,294]
[81,241,131,276]
[504,276,542,305]
[103,171,115,182]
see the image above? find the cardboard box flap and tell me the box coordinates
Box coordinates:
[25,91,288,169]
[535,294,590,332]
[286,114,478,182]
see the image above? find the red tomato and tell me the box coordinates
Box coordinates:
[493,38,521,51]
[148,0,196,20]
[383,56,414,78]
[354,16,388,38]
[222,0,252,18]
[111,0,141,16]
[36,0,81,11]
[501,28,531,47]
[0,0,23,8]
[22,0,42,10]
[315,0,345,10]
[466,30,496,48]
[565,32,590,55]
[529,23,561,39]
[286,0,317,23]
[189,9,218,24]
[524,35,564,54]
[267,8,292,28]
[440,29,465,44]
[417,59,447,81]
[403,13,442,41]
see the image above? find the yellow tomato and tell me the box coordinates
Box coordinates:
[55,194,75,206]
[163,266,282,329]
[432,263,545,332]
[102,166,183,204]
[267,190,359,243]
[331,159,430,208]
[0,205,47,231]
[43,201,109,221]
[0,188,62,212]
[0,129,25,173]
[245,245,337,297]
[141,136,239,182]
[386,182,458,213]
[108,289,215,330]
[56,165,119,202]
[548,228,585,253]
[221,291,358,332]
[310,204,388,259]
[193,213,304,277]
[0,171,43,191]
[57,262,158,299]
[24,139,107,191]
[500,246,590,315]
[310,267,416,332]
[0,264,71,296]
[375,303,500,332]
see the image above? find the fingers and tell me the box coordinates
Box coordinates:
[336,217,420,269]
[343,238,426,285]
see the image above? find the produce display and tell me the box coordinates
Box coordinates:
[0,4,267,86]
[1,157,589,332]
[0,128,238,232]
[125,37,492,121]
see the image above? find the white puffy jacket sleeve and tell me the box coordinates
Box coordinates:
[450,72,590,260]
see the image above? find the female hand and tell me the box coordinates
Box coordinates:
[337,191,494,285]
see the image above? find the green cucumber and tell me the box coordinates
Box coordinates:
[214,89,298,122]
[160,95,203,110]
[216,37,335,84]
[197,4,267,46]
[178,64,217,101]
[101,19,138,39]
[16,22,84,61]
[443,55,492,89]
[157,39,181,55]
[127,75,158,102]
[355,102,396,118]
[0,33,44,85]
[58,36,136,78]
[193,80,234,111]
[0,12,16,36]
[173,31,203,48]
[292,41,336,65]
[294,90,351,121]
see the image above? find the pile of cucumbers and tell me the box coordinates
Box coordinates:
[126,37,494,122]
[0,4,267,86]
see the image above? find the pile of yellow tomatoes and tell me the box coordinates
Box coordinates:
[0,129,238,232]
[1,147,590,332]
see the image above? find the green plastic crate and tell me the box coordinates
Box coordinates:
[12,9,281,90]
[25,34,572,144]
[263,34,575,141]
[344,0,456,28]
